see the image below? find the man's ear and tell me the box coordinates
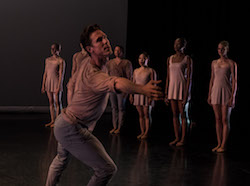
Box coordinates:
[86,46,92,54]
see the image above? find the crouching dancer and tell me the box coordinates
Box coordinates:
[45,24,163,186]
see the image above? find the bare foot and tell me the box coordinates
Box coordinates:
[216,147,225,153]
[141,134,148,139]
[176,141,185,147]
[169,139,179,146]
[212,145,221,152]
[109,128,116,134]
[45,121,54,127]
[137,133,144,139]
[114,129,120,134]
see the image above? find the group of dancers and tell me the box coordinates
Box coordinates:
[42,24,237,186]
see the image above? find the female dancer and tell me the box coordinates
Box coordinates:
[41,43,65,127]
[165,38,192,146]
[207,41,237,153]
[130,52,157,139]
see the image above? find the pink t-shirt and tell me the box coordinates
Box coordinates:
[62,57,119,129]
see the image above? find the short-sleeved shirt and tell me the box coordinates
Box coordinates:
[106,59,133,80]
[62,57,119,128]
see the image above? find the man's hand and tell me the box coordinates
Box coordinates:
[142,80,164,100]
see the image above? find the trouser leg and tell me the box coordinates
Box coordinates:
[117,94,126,129]
[45,143,70,186]
[110,93,118,129]
[64,127,117,186]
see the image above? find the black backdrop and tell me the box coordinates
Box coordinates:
[126,0,248,136]
[0,0,128,107]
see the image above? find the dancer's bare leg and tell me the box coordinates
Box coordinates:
[176,101,186,146]
[54,93,60,118]
[212,105,222,152]
[45,92,55,127]
[169,100,180,145]
[217,106,231,152]
[136,106,145,139]
[141,106,150,139]
[109,93,118,134]
[58,91,63,111]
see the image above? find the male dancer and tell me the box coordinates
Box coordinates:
[45,24,163,186]
[106,45,133,134]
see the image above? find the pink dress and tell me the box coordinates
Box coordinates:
[167,55,188,100]
[45,60,65,92]
[211,60,232,105]
[133,67,156,106]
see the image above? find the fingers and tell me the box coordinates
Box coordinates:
[149,90,164,101]
[150,80,162,85]
[148,84,162,92]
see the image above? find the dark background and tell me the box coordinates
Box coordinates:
[0,0,128,106]
[0,0,247,132]
[125,0,247,139]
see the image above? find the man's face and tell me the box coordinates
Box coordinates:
[88,30,112,58]
[114,46,123,58]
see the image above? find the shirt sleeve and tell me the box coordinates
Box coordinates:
[86,67,119,94]
[125,60,133,80]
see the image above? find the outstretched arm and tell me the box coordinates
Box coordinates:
[115,78,163,101]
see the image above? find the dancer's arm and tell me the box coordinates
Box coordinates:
[165,57,170,105]
[207,61,215,105]
[56,59,65,94]
[115,78,163,101]
[183,56,192,105]
[41,59,47,93]
[229,61,237,107]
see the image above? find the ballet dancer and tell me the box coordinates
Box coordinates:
[165,38,192,146]
[106,45,133,134]
[130,52,157,139]
[45,24,163,186]
[41,43,65,127]
[207,40,237,153]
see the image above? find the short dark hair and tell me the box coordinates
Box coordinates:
[80,24,101,53]
[139,51,150,65]
[115,45,124,54]
[52,43,61,51]
[140,51,149,59]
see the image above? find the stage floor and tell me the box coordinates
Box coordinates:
[0,112,249,186]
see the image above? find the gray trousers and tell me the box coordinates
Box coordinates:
[45,114,117,186]
[109,93,126,129]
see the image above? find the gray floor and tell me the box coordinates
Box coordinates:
[0,112,249,186]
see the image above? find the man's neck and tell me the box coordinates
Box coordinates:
[91,55,107,68]
[115,57,122,64]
